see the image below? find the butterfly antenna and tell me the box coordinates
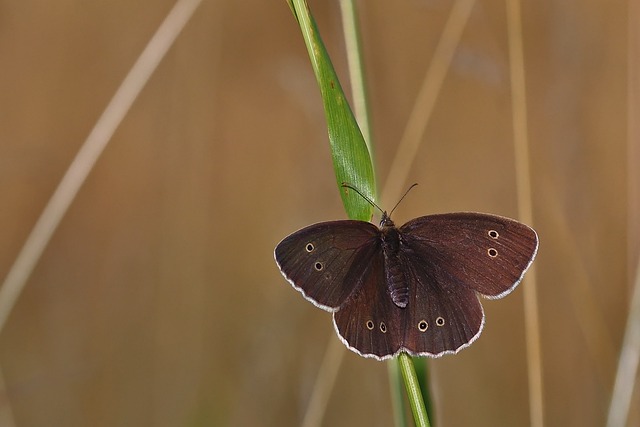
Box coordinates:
[340,182,385,214]
[388,183,418,217]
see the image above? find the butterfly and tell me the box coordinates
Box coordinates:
[274,185,538,360]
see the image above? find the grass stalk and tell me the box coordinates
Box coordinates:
[505,0,544,426]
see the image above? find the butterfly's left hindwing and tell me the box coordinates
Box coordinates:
[274,220,380,311]
[333,250,403,360]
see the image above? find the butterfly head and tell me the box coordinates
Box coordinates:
[379,211,395,229]
[341,182,418,230]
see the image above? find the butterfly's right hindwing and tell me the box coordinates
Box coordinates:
[400,253,485,357]
[274,220,380,311]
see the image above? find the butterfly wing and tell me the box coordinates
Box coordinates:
[397,212,537,356]
[274,220,380,311]
[400,252,484,357]
[333,249,404,360]
[399,212,538,299]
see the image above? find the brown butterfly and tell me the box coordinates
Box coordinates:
[274,185,538,360]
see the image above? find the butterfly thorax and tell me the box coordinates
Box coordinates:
[380,215,409,309]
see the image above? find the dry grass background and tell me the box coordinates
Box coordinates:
[0,0,636,426]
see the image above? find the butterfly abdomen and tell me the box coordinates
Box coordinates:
[381,225,409,308]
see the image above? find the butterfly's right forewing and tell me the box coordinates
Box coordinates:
[274,220,380,311]
[400,213,538,299]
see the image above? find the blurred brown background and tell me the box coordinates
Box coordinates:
[0,0,636,426]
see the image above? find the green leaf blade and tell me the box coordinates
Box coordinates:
[289,0,376,221]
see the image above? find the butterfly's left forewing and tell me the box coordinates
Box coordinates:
[274,220,380,311]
